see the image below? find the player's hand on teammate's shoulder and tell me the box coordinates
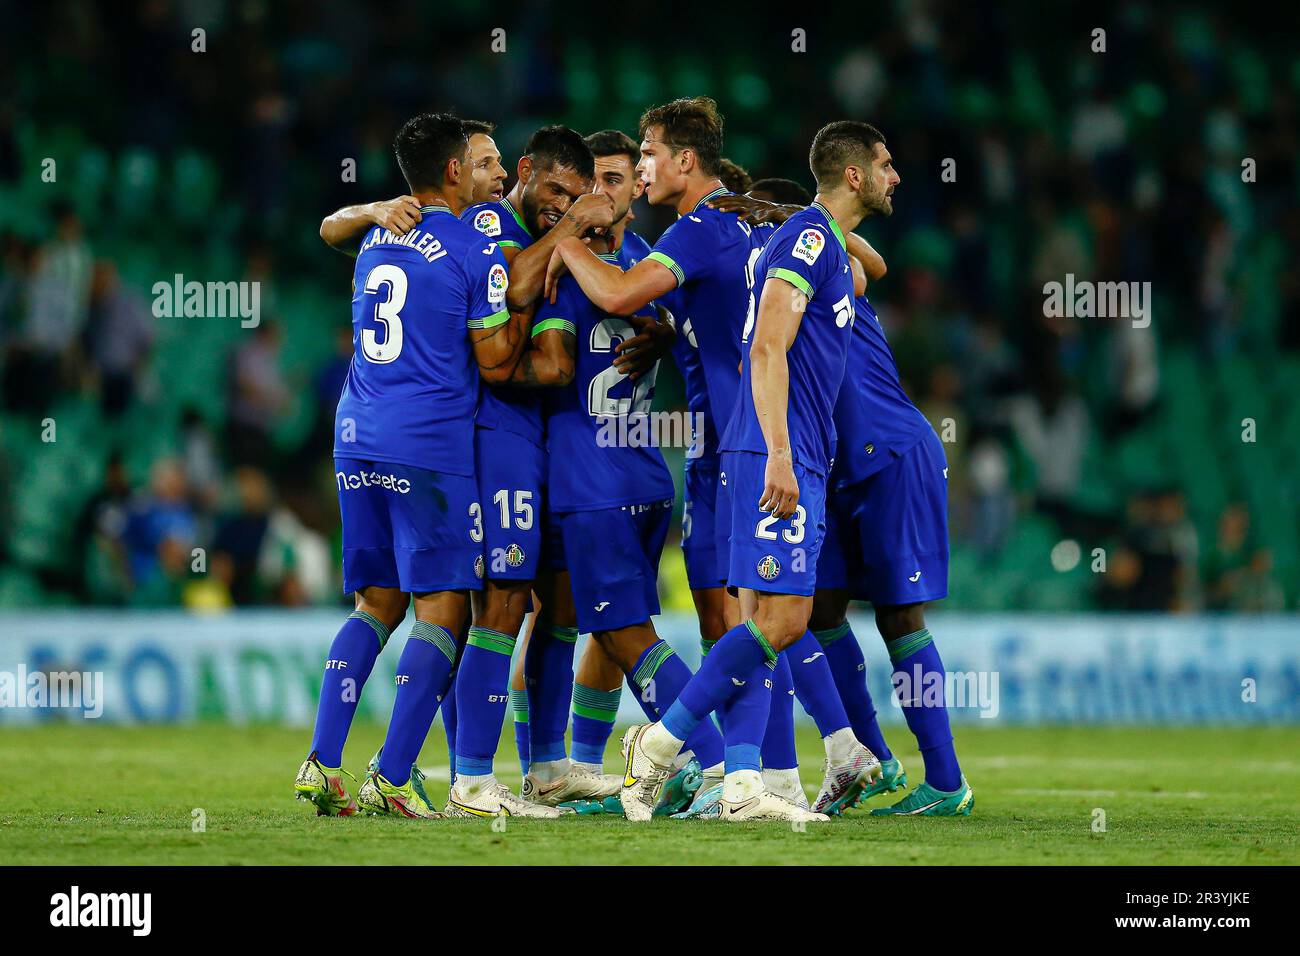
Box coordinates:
[368,196,423,235]
[759,447,800,520]
[705,194,798,226]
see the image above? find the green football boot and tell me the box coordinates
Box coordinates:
[654,759,703,816]
[293,752,358,817]
[357,770,445,819]
[851,756,908,808]
[368,748,435,810]
[870,776,973,817]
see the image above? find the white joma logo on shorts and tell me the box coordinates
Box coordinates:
[909,571,922,582]
[594,601,611,612]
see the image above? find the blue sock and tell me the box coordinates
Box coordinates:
[510,688,530,776]
[815,623,892,761]
[309,611,390,767]
[660,621,776,744]
[761,652,799,770]
[629,639,724,768]
[526,626,577,764]
[442,675,458,780]
[720,658,775,773]
[454,626,518,778]
[377,622,458,787]
[570,683,621,766]
[789,630,851,736]
[887,627,962,791]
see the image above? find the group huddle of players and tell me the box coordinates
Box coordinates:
[293,96,974,823]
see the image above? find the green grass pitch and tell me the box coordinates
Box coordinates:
[3,723,1296,865]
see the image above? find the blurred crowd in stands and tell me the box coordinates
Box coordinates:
[0,0,1294,611]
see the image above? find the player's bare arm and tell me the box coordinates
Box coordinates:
[544,237,677,314]
[319,196,423,254]
[750,275,805,521]
[471,308,532,384]
[706,194,801,226]
[505,192,615,311]
[845,232,886,283]
[509,324,577,387]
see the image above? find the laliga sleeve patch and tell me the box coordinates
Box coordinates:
[791,228,825,265]
[474,209,503,237]
[487,263,509,306]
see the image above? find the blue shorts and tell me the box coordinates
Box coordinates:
[682,455,727,590]
[335,457,482,594]
[721,450,827,597]
[559,499,673,634]
[817,430,949,605]
[475,427,544,582]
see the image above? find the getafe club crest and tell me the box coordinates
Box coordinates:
[474,555,485,579]
[505,543,526,568]
[757,554,781,581]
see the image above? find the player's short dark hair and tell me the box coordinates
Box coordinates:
[718,158,752,195]
[462,119,496,137]
[584,129,639,169]
[638,96,724,176]
[526,125,595,179]
[748,177,813,206]
[810,121,886,189]
[393,112,468,191]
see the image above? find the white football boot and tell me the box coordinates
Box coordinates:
[522,763,622,806]
[719,791,830,822]
[619,725,674,822]
[812,743,882,815]
[446,779,565,818]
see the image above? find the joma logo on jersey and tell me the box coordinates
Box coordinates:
[757,555,781,581]
[474,209,502,236]
[792,228,825,265]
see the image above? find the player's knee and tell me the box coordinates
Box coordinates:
[875,602,926,642]
[751,601,811,652]
[355,589,408,631]
[809,589,850,632]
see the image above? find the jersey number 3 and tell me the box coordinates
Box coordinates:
[361,263,407,363]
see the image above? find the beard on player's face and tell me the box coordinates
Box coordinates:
[859,174,893,217]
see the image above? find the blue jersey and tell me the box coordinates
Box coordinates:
[462,197,544,446]
[721,202,854,476]
[646,187,765,442]
[334,204,509,475]
[542,266,675,512]
[832,295,934,486]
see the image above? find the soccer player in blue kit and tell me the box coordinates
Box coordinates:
[548,99,868,816]
[618,122,896,822]
[811,281,974,817]
[294,113,532,819]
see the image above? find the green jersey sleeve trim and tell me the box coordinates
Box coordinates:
[468,309,511,330]
[646,251,685,286]
[767,267,815,299]
[531,317,576,337]
[496,240,523,249]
